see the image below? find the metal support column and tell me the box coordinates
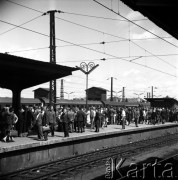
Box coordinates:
[48,10,57,107]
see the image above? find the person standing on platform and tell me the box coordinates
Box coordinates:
[116,107,122,125]
[161,108,166,124]
[42,106,50,141]
[94,108,100,132]
[143,109,147,124]
[73,107,78,132]
[48,106,56,137]
[86,108,91,128]
[61,108,69,137]
[76,107,85,133]
[151,108,157,125]
[90,107,95,130]
[36,108,44,141]
[3,107,18,142]
[25,106,34,137]
[147,108,152,124]
[16,107,25,137]
[127,108,132,126]
[135,108,140,127]
[139,108,144,124]
[68,107,75,133]
[121,107,126,129]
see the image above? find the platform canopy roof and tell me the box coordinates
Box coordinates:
[145,98,178,108]
[120,0,178,39]
[0,53,78,90]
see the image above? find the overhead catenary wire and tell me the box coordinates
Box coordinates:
[56,53,178,64]
[55,17,177,69]
[5,38,177,55]
[0,19,176,78]
[0,14,43,36]
[6,0,42,13]
[0,20,177,77]
[4,0,176,69]
[93,0,178,49]
[6,0,149,22]
[62,11,148,22]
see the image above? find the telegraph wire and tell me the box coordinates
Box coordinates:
[93,0,178,49]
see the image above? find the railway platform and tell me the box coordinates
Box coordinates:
[0,122,178,174]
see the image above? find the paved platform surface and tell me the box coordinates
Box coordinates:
[0,122,177,153]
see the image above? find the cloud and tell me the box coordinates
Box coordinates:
[125,11,143,21]
[123,68,140,77]
[131,30,156,39]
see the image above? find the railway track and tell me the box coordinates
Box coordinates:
[1,133,178,180]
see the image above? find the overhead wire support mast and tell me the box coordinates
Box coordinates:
[43,10,63,107]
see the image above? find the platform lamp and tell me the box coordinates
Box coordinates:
[76,62,99,110]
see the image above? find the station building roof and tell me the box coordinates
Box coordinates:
[0,53,78,90]
[120,0,178,39]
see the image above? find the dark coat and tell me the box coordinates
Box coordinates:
[42,110,50,126]
[36,113,43,125]
[94,112,100,122]
[48,110,56,124]
[76,110,85,122]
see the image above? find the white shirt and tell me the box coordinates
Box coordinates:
[122,110,126,117]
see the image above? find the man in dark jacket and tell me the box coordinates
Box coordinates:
[48,106,56,137]
[42,106,50,141]
[61,108,69,137]
[94,108,100,132]
[76,107,85,133]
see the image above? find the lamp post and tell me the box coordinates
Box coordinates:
[134,92,144,102]
[76,62,99,110]
[64,91,74,99]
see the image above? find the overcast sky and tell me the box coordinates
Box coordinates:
[0,0,178,100]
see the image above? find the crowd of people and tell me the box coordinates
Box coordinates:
[0,105,178,142]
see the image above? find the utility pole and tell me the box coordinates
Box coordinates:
[111,77,113,101]
[152,86,153,98]
[122,87,125,102]
[107,77,117,101]
[60,79,64,100]
[43,10,58,108]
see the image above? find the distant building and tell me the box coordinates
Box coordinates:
[146,98,178,109]
[86,87,107,101]
[33,88,50,99]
